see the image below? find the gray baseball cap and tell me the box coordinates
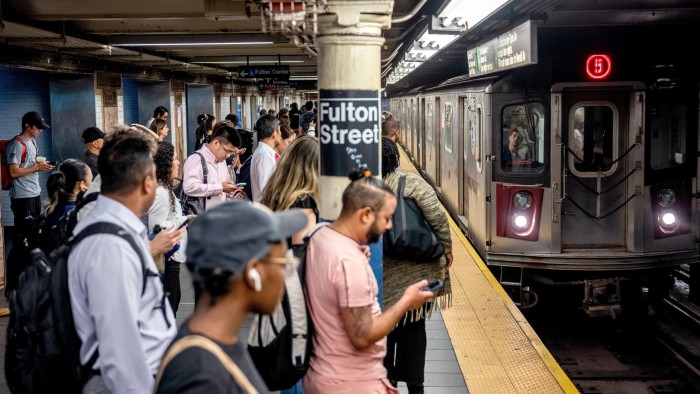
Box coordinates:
[186,201,308,277]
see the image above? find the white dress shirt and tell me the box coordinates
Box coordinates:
[147,185,188,262]
[68,195,177,394]
[250,141,277,202]
[182,145,231,211]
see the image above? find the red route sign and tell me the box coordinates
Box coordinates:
[586,54,612,80]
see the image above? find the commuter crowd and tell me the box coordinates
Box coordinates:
[2,104,452,394]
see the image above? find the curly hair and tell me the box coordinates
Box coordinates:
[154,141,176,207]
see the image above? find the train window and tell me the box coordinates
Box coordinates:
[568,105,617,176]
[501,103,546,173]
[648,99,687,170]
[444,102,453,152]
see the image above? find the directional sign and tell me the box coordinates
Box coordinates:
[237,66,290,81]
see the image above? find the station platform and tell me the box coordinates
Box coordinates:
[0,146,576,394]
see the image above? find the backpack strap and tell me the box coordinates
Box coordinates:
[71,222,149,296]
[396,175,408,238]
[12,136,29,164]
[155,335,258,394]
[194,152,209,211]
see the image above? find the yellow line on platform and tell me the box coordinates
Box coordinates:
[397,145,578,394]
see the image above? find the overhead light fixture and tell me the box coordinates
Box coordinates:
[194,60,304,64]
[289,76,317,81]
[433,0,509,32]
[112,41,273,47]
[109,34,276,47]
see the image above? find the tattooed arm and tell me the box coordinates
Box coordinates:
[339,280,433,350]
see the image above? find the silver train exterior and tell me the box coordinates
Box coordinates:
[387,24,699,314]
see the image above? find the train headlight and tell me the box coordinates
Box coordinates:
[661,212,676,226]
[513,192,532,209]
[512,214,528,229]
[657,189,675,207]
[658,210,680,233]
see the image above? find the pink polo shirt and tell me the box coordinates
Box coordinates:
[303,226,395,394]
[182,145,231,211]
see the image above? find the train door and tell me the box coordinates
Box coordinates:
[463,95,484,230]
[419,97,426,169]
[439,95,459,213]
[425,97,438,184]
[435,96,442,188]
[407,99,414,156]
[553,84,641,249]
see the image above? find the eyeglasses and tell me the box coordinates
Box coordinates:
[260,250,299,277]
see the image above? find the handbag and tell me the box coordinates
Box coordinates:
[383,175,445,261]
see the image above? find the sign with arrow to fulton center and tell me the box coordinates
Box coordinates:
[237,66,290,81]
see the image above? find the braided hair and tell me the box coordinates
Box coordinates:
[381,136,400,178]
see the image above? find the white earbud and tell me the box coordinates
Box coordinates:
[248,268,262,292]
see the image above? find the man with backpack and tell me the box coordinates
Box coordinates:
[68,128,177,393]
[183,123,245,212]
[303,171,435,394]
[154,201,308,393]
[3,111,54,298]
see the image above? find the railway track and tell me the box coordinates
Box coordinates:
[524,283,700,394]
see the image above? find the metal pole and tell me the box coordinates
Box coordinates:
[316,0,394,302]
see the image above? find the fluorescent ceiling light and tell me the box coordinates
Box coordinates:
[194,60,304,64]
[438,0,509,30]
[113,41,273,47]
[289,76,317,80]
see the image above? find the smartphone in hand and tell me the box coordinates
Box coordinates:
[421,280,444,292]
[235,182,246,187]
[177,217,191,230]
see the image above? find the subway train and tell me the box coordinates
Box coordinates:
[386,22,699,316]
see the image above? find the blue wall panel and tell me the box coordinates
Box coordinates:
[122,77,139,126]
[0,66,52,226]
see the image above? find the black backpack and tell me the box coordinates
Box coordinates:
[247,222,328,391]
[36,192,100,255]
[5,222,148,394]
[174,152,208,215]
[236,156,253,200]
[383,175,445,261]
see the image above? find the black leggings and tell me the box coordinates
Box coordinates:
[383,316,426,393]
[162,259,182,316]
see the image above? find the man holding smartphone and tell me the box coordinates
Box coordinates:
[183,123,245,212]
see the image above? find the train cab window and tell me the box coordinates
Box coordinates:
[568,105,617,176]
[501,102,546,173]
[444,102,453,152]
[648,98,687,171]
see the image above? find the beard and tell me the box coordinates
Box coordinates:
[365,219,384,244]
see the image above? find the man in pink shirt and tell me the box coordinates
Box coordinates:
[304,173,434,394]
[183,123,244,211]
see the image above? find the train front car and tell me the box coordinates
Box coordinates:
[392,23,699,317]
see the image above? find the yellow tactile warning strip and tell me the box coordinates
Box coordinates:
[397,146,579,394]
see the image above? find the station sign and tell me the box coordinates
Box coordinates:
[319,90,380,177]
[467,20,538,78]
[235,66,290,81]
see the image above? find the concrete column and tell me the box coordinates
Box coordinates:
[317,0,393,219]
[316,1,394,302]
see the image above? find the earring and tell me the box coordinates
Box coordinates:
[248,268,262,292]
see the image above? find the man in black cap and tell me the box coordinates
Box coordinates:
[155,201,308,393]
[81,126,106,177]
[2,111,55,312]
